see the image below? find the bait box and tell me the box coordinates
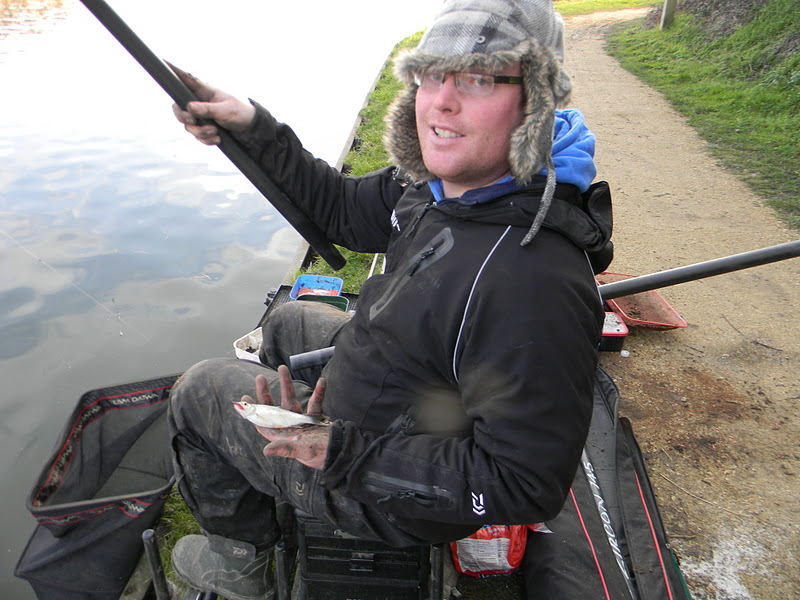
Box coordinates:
[297,294,350,312]
[600,311,629,352]
[233,329,263,363]
[290,275,344,300]
[256,286,360,329]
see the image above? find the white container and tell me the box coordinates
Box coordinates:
[233,329,263,363]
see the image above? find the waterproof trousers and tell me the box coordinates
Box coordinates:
[168,302,425,550]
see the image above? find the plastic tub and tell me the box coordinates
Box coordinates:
[297,294,350,311]
[290,275,343,300]
[600,311,629,351]
[233,329,263,363]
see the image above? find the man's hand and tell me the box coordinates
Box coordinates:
[169,63,256,145]
[242,365,330,471]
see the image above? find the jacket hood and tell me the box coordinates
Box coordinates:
[430,179,614,273]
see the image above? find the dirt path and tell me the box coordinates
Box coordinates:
[563,9,800,599]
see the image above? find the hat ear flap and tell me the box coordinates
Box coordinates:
[383,86,432,182]
[509,50,557,185]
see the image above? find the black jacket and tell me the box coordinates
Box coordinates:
[238,104,613,543]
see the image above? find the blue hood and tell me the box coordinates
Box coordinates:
[544,109,596,193]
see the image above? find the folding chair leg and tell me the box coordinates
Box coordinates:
[142,529,170,600]
[431,543,444,600]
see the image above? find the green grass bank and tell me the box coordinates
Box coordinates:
[606,0,800,228]
[555,0,659,16]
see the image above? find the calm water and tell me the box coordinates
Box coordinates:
[0,0,437,596]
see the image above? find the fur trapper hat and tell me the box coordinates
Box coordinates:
[384,0,572,245]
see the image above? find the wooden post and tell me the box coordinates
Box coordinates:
[661,0,677,29]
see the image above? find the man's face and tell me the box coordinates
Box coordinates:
[415,62,524,198]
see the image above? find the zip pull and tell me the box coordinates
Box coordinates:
[407,199,434,237]
[385,410,416,435]
[376,489,437,507]
[407,237,445,277]
[408,248,435,276]
[362,472,455,508]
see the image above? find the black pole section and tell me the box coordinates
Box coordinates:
[599,240,800,301]
[142,529,170,600]
[289,346,336,373]
[78,0,345,270]
[274,540,290,600]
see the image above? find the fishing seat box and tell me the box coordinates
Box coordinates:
[295,510,430,600]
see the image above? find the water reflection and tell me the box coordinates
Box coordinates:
[2,141,293,357]
[0,0,70,39]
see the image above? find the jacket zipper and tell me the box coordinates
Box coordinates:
[406,199,434,238]
[385,410,416,435]
[361,473,447,507]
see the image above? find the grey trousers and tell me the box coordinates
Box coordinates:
[168,302,423,549]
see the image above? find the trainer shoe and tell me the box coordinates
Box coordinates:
[171,534,274,600]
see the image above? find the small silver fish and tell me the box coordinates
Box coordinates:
[233,400,324,428]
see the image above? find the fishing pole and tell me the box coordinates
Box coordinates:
[77,0,346,271]
[599,239,800,300]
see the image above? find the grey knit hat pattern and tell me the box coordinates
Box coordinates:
[384,0,571,245]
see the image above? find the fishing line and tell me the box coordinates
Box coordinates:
[1,227,150,340]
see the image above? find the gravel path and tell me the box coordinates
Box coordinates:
[564,9,800,599]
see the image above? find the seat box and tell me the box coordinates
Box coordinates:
[296,512,430,600]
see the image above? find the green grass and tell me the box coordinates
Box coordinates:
[156,488,201,591]
[554,0,659,17]
[344,32,423,178]
[301,33,424,283]
[606,0,800,228]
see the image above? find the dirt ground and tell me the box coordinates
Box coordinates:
[562,9,800,600]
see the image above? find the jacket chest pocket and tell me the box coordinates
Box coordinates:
[369,228,454,321]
